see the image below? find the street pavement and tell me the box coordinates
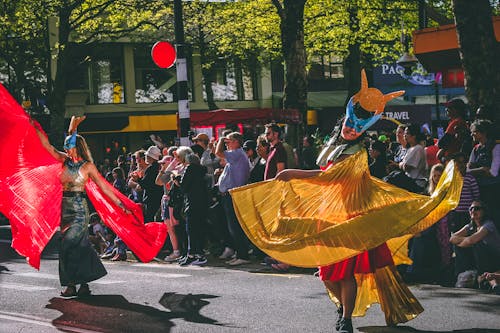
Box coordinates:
[0,235,499,333]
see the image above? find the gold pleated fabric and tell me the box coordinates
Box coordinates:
[230,149,462,324]
[325,266,424,325]
[230,149,462,268]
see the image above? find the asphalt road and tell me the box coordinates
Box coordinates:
[0,237,499,333]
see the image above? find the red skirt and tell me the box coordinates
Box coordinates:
[319,243,394,282]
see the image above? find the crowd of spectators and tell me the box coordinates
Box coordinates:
[86,99,499,295]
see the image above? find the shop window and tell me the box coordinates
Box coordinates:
[205,61,257,101]
[134,44,193,103]
[309,54,344,80]
[88,45,125,104]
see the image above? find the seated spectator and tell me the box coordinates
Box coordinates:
[448,152,481,278]
[387,124,407,172]
[88,213,109,255]
[479,272,500,294]
[404,163,444,283]
[368,140,387,179]
[450,201,500,292]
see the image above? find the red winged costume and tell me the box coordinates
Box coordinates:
[0,83,167,269]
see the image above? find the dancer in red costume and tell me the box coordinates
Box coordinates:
[0,84,167,293]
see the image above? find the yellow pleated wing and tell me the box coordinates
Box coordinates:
[230,149,462,268]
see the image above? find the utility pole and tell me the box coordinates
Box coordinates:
[173,0,191,146]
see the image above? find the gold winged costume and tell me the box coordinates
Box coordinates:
[230,70,463,325]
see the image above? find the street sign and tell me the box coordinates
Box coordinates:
[151,41,176,69]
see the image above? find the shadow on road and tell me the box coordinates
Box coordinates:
[46,292,228,332]
[359,326,500,333]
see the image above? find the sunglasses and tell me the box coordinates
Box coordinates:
[469,206,483,212]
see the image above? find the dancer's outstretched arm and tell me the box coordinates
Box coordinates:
[33,124,66,162]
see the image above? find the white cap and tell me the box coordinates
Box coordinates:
[145,146,162,160]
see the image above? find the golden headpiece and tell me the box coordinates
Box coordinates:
[352,69,405,115]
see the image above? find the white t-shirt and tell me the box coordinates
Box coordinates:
[403,144,427,180]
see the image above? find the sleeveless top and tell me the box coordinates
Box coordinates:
[317,141,363,167]
[62,160,87,192]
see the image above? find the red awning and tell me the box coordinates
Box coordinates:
[413,16,500,72]
[190,108,301,127]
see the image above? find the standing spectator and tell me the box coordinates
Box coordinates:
[128,150,147,204]
[177,153,209,266]
[156,147,184,262]
[215,132,251,266]
[437,98,469,162]
[243,140,262,183]
[131,146,163,222]
[117,155,130,178]
[192,133,219,187]
[112,167,127,194]
[264,123,287,180]
[256,134,270,161]
[301,135,317,170]
[467,119,500,225]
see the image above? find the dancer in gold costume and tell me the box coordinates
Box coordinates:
[230,70,462,332]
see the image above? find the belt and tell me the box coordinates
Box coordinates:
[63,191,86,197]
[220,191,230,196]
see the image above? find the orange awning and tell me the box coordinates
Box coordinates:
[413,16,500,72]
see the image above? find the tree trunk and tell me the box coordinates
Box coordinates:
[198,27,218,110]
[344,5,361,106]
[344,43,361,105]
[47,9,72,148]
[452,0,500,124]
[279,0,307,116]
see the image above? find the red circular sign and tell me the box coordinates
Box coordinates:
[151,41,176,69]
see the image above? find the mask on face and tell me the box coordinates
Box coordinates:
[63,132,77,150]
[344,97,382,134]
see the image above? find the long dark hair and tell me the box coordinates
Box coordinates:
[73,135,94,163]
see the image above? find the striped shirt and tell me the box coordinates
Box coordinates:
[455,173,481,212]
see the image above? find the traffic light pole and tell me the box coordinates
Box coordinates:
[174,0,191,146]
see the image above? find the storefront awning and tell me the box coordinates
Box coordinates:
[190,108,301,127]
[413,16,500,72]
[79,114,178,134]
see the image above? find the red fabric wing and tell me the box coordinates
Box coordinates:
[0,84,62,269]
[85,175,167,263]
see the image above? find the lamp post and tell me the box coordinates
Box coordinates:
[173,0,191,146]
[396,22,418,75]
